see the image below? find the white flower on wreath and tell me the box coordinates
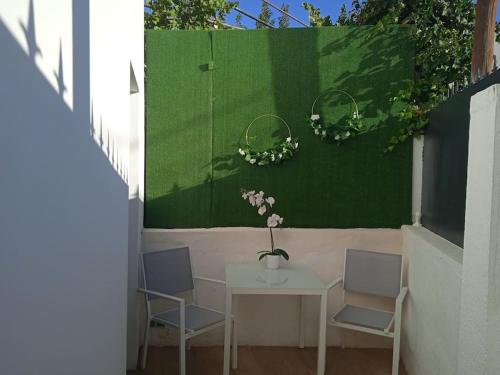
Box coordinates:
[278,153,283,158]
[250,159,256,165]
[258,205,267,216]
[314,129,320,135]
[238,148,245,156]
[345,131,351,137]
[294,142,299,149]
[271,154,276,161]
[267,213,284,228]
[322,130,327,137]
[286,137,291,142]
[334,134,340,141]
[311,114,320,121]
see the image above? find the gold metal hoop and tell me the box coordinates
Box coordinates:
[310,90,359,117]
[245,114,292,146]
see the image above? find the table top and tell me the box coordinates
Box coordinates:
[225,263,326,293]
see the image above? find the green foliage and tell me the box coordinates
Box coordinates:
[257,1,275,28]
[144,0,237,30]
[235,13,244,28]
[278,3,291,28]
[302,2,333,26]
[339,0,475,151]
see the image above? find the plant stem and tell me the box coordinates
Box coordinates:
[269,227,275,253]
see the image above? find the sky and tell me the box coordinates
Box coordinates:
[226,1,349,28]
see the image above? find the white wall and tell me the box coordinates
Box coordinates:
[401,226,463,375]
[142,227,402,348]
[457,84,500,374]
[0,1,143,374]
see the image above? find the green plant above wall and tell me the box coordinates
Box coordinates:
[145,26,415,229]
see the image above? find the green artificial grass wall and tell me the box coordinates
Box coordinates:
[145,26,414,228]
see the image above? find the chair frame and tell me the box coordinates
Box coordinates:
[327,249,408,375]
[137,249,237,375]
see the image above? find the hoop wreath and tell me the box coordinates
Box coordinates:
[307,90,364,143]
[238,114,299,166]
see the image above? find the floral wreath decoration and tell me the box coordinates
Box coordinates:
[238,114,299,166]
[307,90,364,143]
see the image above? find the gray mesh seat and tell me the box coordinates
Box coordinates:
[154,305,225,332]
[327,248,408,375]
[137,247,237,375]
[333,305,394,331]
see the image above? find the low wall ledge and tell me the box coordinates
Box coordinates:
[402,225,463,265]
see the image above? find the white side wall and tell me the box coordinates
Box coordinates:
[142,228,402,348]
[0,1,143,374]
[458,84,500,374]
[401,226,463,375]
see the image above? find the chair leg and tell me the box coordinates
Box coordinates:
[179,330,186,375]
[141,319,151,370]
[232,318,238,369]
[392,337,400,375]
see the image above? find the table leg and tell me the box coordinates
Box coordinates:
[317,291,327,375]
[299,295,305,349]
[232,295,238,369]
[223,288,232,375]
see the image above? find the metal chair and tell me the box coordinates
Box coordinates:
[138,247,237,375]
[327,248,408,375]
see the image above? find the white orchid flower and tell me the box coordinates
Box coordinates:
[258,205,267,215]
[278,153,283,158]
[238,148,245,156]
[311,114,320,121]
[254,194,264,207]
[345,131,351,137]
[267,213,283,228]
[250,159,256,164]
[271,154,276,161]
[248,194,256,206]
[242,192,248,200]
[314,129,320,135]
[286,137,291,142]
[334,135,340,140]
[266,197,275,207]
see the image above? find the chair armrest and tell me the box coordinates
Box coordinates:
[396,286,409,308]
[193,276,226,285]
[137,288,185,303]
[326,277,343,290]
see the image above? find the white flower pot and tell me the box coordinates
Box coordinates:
[266,255,280,270]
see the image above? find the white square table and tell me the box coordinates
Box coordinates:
[223,263,328,375]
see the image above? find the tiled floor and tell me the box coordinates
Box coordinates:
[128,346,407,375]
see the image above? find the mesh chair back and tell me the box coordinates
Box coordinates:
[343,248,402,298]
[142,247,194,299]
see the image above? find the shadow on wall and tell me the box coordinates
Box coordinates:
[0,1,129,374]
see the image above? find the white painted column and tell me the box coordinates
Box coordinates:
[412,136,424,226]
[458,84,500,374]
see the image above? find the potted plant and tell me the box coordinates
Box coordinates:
[241,189,289,269]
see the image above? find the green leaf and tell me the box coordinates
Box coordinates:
[274,248,290,260]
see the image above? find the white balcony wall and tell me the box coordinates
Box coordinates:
[401,226,463,375]
[142,227,402,348]
[0,1,143,374]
